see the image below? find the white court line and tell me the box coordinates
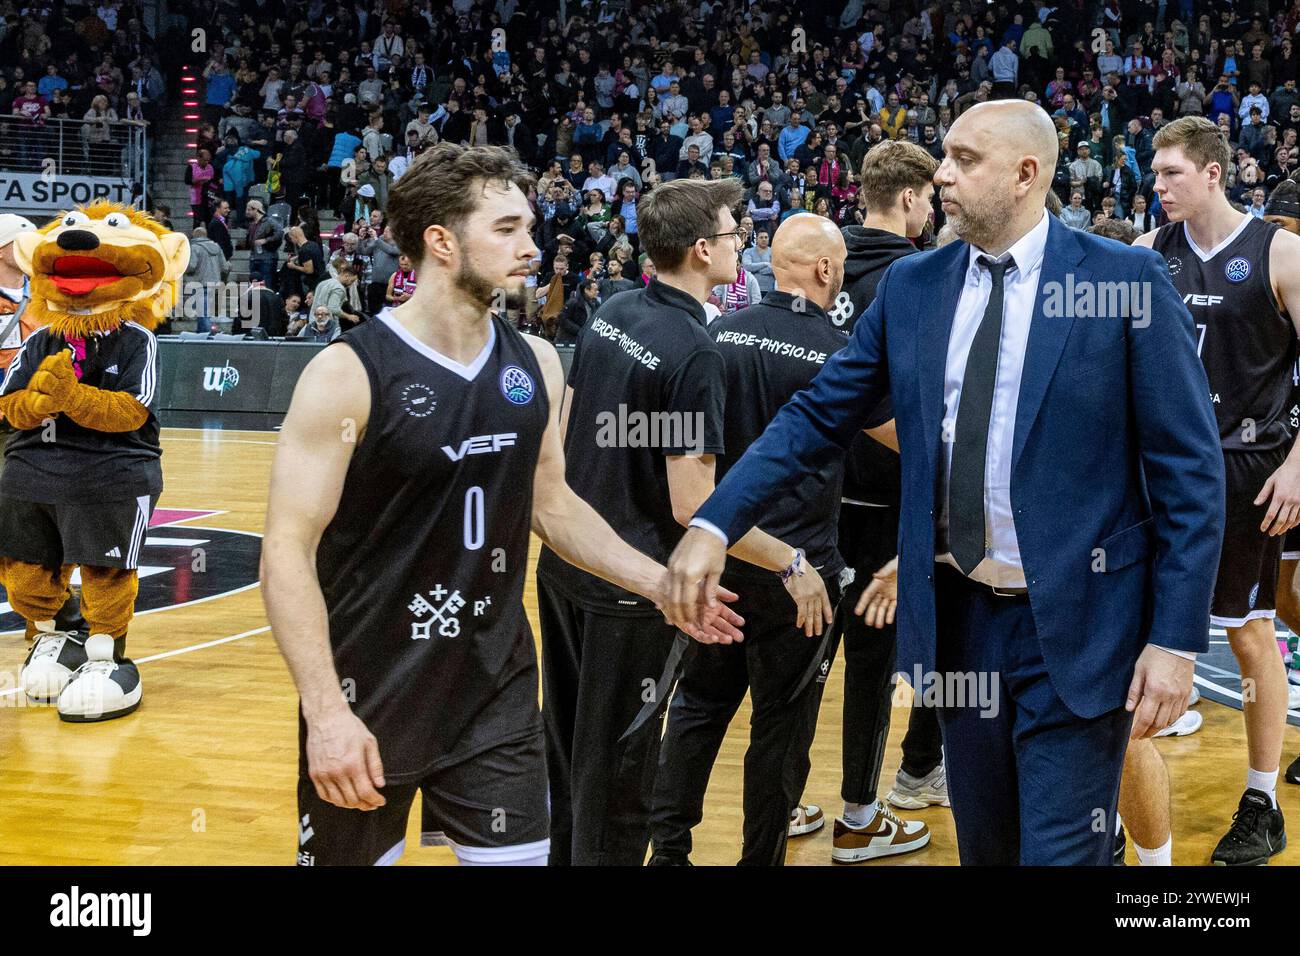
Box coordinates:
[0,625,271,698]
[163,437,279,446]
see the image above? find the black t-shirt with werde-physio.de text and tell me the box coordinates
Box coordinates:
[536,278,726,616]
[711,291,848,582]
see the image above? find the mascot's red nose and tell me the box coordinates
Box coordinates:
[50,255,124,296]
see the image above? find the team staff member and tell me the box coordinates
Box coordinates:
[0,213,86,638]
[649,215,851,866]
[537,178,834,866]
[664,101,1225,866]
[1138,117,1300,864]
[818,140,945,863]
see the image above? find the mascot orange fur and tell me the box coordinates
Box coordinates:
[0,201,187,721]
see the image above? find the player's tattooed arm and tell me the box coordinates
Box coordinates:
[1260,228,1300,536]
[262,344,386,811]
[523,335,745,644]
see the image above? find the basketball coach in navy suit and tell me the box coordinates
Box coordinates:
[662,100,1226,865]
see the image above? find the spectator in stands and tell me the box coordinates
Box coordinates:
[184,224,230,333]
[283,293,308,337]
[556,278,600,346]
[385,254,417,308]
[238,278,284,337]
[217,132,260,228]
[283,224,325,300]
[742,227,774,294]
[298,304,341,342]
[1061,189,1093,229]
[598,258,635,301]
[11,80,49,171]
[185,147,216,228]
[312,263,365,330]
[244,199,283,289]
[208,199,233,260]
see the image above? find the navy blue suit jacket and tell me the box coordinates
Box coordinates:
[696,215,1226,718]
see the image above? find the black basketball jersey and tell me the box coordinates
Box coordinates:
[1151,216,1295,452]
[310,310,549,783]
[0,323,162,503]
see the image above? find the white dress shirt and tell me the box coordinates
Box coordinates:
[934,210,1049,589]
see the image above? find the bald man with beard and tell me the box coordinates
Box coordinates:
[648,216,857,866]
[664,100,1227,865]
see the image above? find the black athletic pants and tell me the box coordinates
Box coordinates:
[649,574,842,866]
[537,576,686,866]
[837,503,943,805]
[0,424,86,633]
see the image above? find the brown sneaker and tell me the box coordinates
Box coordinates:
[831,803,930,863]
[788,803,825,837]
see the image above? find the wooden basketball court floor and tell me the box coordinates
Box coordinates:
[0,426,1296,867]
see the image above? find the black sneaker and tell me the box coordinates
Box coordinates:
[1286,754,1299,787]
[1211,789,1287,865]
[1113,824,1126,866]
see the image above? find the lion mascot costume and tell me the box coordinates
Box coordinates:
[0,201,187,721]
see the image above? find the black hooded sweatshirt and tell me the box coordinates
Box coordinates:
[835,225,919,508]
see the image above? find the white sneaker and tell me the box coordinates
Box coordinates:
[1154,708,1203,737]
[1189,685,1201,707]
[57,634,141,723]
[20,622,87,703]
[1287,683,1300,712]
[788,803,825,837]
[831,802,930,863]
[886,764,950,809]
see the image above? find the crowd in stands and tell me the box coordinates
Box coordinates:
[0,1,164,174]
[13,0,1300,335]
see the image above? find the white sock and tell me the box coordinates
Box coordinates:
[1135,836,1172,866]
[1246,768,1279,807]
[1115,812,1123,836]
[843,801,878,828]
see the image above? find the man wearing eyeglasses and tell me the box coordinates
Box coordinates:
[537,178,835,865]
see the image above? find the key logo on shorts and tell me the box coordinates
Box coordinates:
[400,382,437,418]
[408,584,466,639]
[500,365,534,405]
[1225,257,1251,283]
[1249,582,1259,610]
[1167,256,1182,277]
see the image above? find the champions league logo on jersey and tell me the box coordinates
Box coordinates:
[1167,256,1182,277]
[500,365,534,405]
[400,382,437,418]
[1225,257,1252,283]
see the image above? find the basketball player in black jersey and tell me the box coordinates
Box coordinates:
[1137,117,1300,863]
[261,144,741,867]
[1261,177,1300,788]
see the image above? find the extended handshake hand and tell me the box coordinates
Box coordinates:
[658,528,743,645]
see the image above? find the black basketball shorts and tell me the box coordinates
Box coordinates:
[1212,448,1288,627]
[0,494,159,570]
[295,730,550,866]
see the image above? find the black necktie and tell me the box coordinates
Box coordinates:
[948,254,1014,575]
